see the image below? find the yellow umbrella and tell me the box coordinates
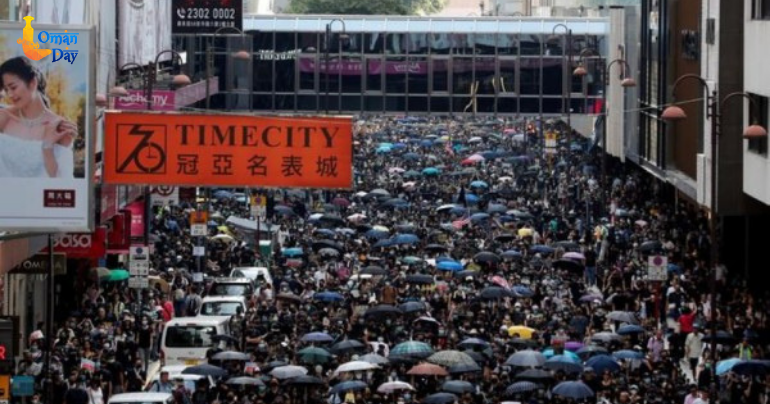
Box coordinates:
[217,226,233,236]
[517,228,533,238]
[508,325,536,339]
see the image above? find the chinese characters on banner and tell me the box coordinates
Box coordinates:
[102,112,353,189]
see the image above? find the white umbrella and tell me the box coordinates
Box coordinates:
[359,353,389,365]
[333,361,379,376]
[347,213,367,222]
[377,381,415,394]
[270,365,308,379]
[436,204,456,212]
[498,176,514,183]
[210,234,235,243]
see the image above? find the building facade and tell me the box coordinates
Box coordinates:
[174,16,611,116]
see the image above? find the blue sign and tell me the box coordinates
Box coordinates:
[12,375,35,397]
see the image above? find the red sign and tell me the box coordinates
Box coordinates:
[107,211,131,250]
[125,201,145,239]
[43,228,107,258]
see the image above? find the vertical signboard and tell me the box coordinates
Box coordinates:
[0,20,95,232]
[171,0,243,34]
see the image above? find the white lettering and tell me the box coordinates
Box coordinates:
[118,93,171,107]
[55,234,92,249]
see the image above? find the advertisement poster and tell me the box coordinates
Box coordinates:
[125,200,145,239]
[0,19,94,232]
[171,0,242,35]
[118,0,171,66]
[103,112,353,189]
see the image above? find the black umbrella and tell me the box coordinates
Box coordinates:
[505,381,542,395]
[495,233,517,242]
[212,351,250,361]
[552,259,584,272]
[423,393,458,404]
[474,251,501,264]
[361,266,388,275]
[182,364,228,377]
[479,286,511,300]
[312,240,344,252]
[553,240,580,251]
[448,363,482,374]
[226,377,265,386]
[331,339,366,354]
[406,274,435,285]
[515,368,554,381]
[425,244,449,252]
[364,304,403,318]
[441,380,475,394]
[285,375,325,386]
[399,301,427,313]
[701,330,737,344]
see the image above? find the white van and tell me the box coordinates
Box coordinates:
[198,296,247,317]
[160,317,229,366]
[109,392,173,404]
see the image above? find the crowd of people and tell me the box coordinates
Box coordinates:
[20,116,770,404]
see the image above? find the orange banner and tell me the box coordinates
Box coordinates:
[103,112,353,189]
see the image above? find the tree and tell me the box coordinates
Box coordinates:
[287,0,445,15]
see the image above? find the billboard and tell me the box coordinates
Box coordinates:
[103,112,353,189]
[0,19,95,232]
[171,0,243,35]
[118,0,171,66]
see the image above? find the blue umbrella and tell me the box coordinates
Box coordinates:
[435,256,456,263]
[465,194,480,204]
[282,247,304,257]
[301,332,333,343]
[552,381,594,400]
[441,380,474,394]
[716,358,743,376]
[449,206,469,215]
[544,355,583,374]
[617,324,646,335]
[505,350,546,367]
[542,349,579,361]
[376,146,392,154]
[365,229,390,239]
[512,285,534,297]
[732,359,770,376]
[331,380,368,395]
[585,355,621,374]
[379,142,394,148]
[422,393,457,404]
[530,245,555,254]
[393,234,420,245]
[502,250,523,259]
[393,143,407,149]
[612,350,644,360]
[403,152,420,160]
[372,239,396,248]
[437,261,463,272]
[470,213,490,222]
[422,167,440,176]
[314,291,344,302]
[420,140,434,147]
[505,381,541,395]
[470,180,488,188]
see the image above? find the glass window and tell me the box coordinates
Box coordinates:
[339,57,363,93]
[365,96,384,111]
[477,96,495,114]
[520,98,539,113]
[451,33,473,55]
[298,95,317,111]
[430,97,450,113]
[275,59,296,92]
[253,60,273,93]
[299,55,316,91]
[274,33,297,52]
[344,32,364,54]
[275,94,295,111]
[497,33,518,55]
[475,58,496,95]
[408,56,429,94]
[408,33,430,55]
[363,33,385,54]
[543,98,562,114]
[252,94,272,110]
[342,95,361,112]
[520,59,540,95]
[431,58,449,93]
[474,33,496,55]
[749,93,769,154]
[451,57,474,96]
[386,33,409,55]
[499,59,516,95]
[366,58,383,92]
[165,326,217,348]
[542,58,563,95]
[408,97,428,112]
[385,56,407,94]
[431,33,451,54]
[520,33,541,56]
[385,96,406,112]
[498,97,517,114]
[209,283,253,296]
[200,302,242,316]
[298,32,319,52]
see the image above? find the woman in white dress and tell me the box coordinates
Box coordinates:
[0,56,77,178]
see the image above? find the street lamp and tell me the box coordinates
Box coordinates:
[551,23,573,131]
[325,19,348,115]
[573,50,636,216]
[660,75,767,398]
